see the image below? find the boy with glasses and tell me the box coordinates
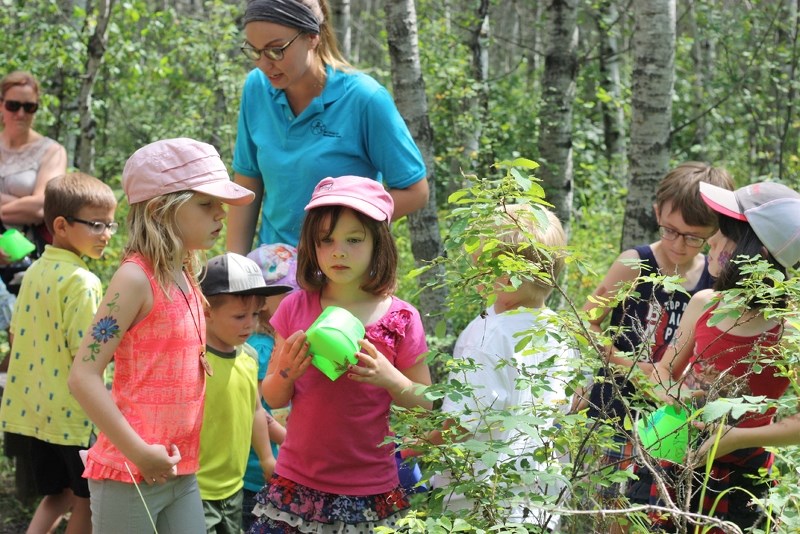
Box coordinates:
[578,162,734,531]
[0,172,117,533]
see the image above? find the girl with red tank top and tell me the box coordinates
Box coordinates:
[68,138,255,533]
[642,181,800,532]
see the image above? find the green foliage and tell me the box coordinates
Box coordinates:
[396,161,800,532]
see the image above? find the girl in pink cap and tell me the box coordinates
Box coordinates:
[250,175,432,533]
[68,138,255,532]
[637,181,800,532]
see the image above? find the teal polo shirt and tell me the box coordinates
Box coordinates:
[233,65,426,247]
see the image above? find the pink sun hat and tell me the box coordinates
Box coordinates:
[304,176,394,222]
[122,138,255,205]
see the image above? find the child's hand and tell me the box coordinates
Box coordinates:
[273,331,311,382]
[348,338,408,390]
[261,456,276,480]
[692,420,740,463]
[643,379,705,406]
[135,443,181,485]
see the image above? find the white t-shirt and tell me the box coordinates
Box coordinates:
[434,305,577,526]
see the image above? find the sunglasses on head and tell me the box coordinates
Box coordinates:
[2,100,39,114]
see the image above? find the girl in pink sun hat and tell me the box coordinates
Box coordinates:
[68,138,254,532]
[249,176,432,533]
[640,181,800,532]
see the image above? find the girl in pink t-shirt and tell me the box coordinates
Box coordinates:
[68,138,255,533]
[251,176,432,533]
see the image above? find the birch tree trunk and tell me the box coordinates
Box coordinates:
[76,0,115,174]
[595,0,627,180]
[331,0,352,59]
[620,0,675,251]
[526,1,545,88]
[537,0,578,235]
[446,0,491,194]
[469,0,492,174]
[777,0,799,180]
[384,0,447,337]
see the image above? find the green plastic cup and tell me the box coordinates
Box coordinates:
[0,229,36,262]
[637,405,689,463]
[306,306,365,381]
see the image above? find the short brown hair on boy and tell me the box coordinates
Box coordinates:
[43,172,117,235]
[205,292,266,312]
[655,162,735,227]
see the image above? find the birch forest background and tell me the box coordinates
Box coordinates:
[3,0,800,532]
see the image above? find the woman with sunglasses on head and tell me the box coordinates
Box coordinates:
[227,0,428,254]
[0,70,67,294]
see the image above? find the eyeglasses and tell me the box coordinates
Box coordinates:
[2,100,39,114]
[658,226,708,248]
[240,31,304,62]
[66,217,119,235]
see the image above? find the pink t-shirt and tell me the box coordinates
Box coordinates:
[83,254,206,483]
[270,290,427,495]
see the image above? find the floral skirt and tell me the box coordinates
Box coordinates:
[248,474,410,533]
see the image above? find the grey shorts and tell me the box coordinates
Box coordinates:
[88,474,205,533]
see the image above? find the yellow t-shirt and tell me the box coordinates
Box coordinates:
[0,245,102,446]
[197,343,259,501]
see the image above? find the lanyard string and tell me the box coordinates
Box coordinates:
[175,271,213,376]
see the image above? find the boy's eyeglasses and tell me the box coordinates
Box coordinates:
[240,31,303,62]
[3,100,39,114]
[67,217,119,235]
[658,226,707,248]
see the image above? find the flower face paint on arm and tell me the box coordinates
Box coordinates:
[84,293,122,362]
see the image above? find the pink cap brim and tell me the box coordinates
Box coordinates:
[699,182,747,221]
[305,195,389,221]
[191,181,255,206]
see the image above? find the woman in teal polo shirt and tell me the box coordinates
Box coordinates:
[227,0,428,253]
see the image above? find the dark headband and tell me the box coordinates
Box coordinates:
[243,0,321,35]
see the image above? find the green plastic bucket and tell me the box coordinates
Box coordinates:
[306,306,365,381]
[637,405,689,463]
[0,229,35,262]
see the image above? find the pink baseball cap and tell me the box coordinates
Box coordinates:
[700,181,800,269]
[122,138,255,205]
[304,176,394,222]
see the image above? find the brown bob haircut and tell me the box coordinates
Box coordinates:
[297,205,397,296]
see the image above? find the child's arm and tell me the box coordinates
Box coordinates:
[251,400,276,480]
[647,290,711,401]
[582,249,659,372]
[349,338,433,410]
[582,248,642,334]
[68,263,181,484]
[262,331,311,409]
[266,412,287,445]
[255,377,287,445]
[697,414,800,460]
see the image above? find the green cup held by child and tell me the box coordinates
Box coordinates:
[637,405,689,463]
[0,229,36,262]
[306,306,365,380]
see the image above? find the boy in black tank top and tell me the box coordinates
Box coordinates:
[577,162,734,531]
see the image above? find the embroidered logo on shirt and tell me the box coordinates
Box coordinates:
[311,120,341,138]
